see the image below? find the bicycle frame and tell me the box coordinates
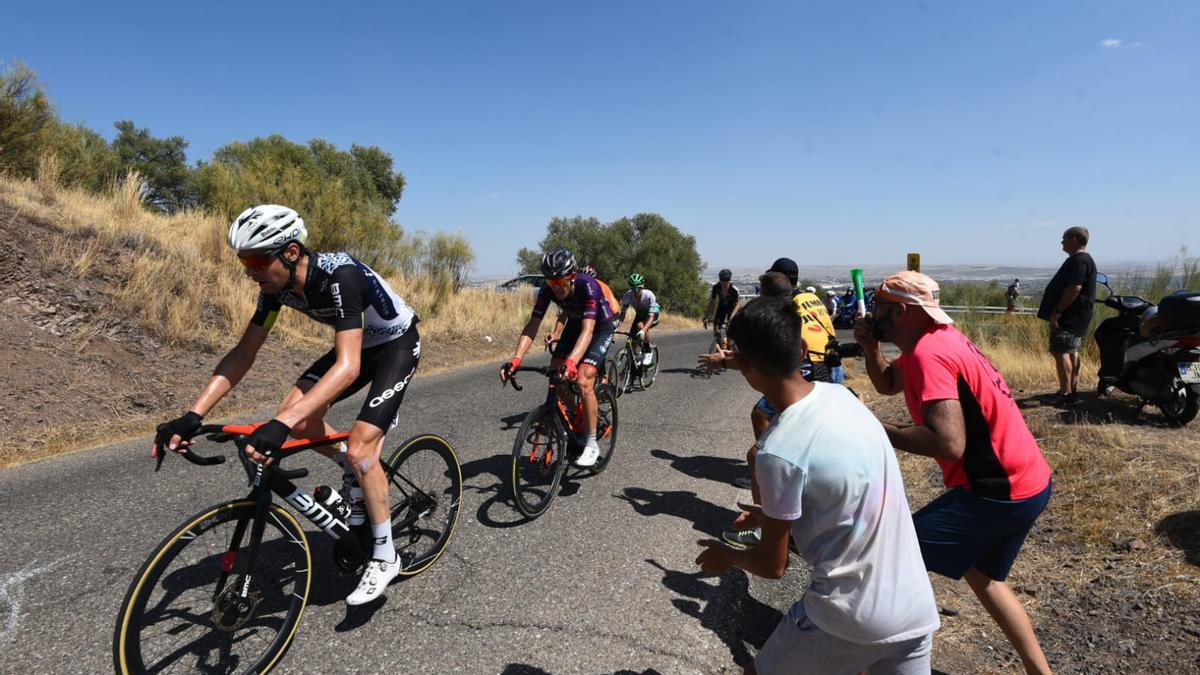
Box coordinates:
[182,423,438,600]
[178,425,364,601]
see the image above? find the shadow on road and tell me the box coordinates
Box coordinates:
[650,448,746,487]
[614,486,739,538]
[499,411,527,431]
[501,664,664,675]
[1155,510,1200,566]
[659,367,712,378]
[459,452,527,529]
[646,558,780,669]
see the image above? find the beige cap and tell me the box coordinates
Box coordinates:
[876,271,954,325]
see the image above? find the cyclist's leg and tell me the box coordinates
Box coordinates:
[347,329,421,557]
[284,348,371,458]
[578,318,618,434]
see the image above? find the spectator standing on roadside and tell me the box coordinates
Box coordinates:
[1006,279,1020,313]
[696,297,939,675]
[855,271,1053,675]
[1037,227,1096,406]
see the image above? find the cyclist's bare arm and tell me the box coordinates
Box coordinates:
[704,296,717,322]
[513,315,542,362]
[546,313,567,346]
[276,328,364,429]
[156,322,270,455]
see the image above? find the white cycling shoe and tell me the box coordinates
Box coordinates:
[574,441,600,467]
[346,557,401,606]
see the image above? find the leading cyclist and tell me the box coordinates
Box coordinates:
[151,204,421,606]
[500,248,620,467]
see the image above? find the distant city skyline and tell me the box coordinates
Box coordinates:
[5,1,1196,275]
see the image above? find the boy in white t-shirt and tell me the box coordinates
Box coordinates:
[695,296,940,675]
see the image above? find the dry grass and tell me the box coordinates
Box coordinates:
[0,170,699,366]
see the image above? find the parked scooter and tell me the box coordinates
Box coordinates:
[1092,272,1200,426]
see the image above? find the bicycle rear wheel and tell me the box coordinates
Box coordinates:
[113,501,311,675]
[511,405,567,519]
[639,344,661,389]
[385,434,463,576]
[588,384,620,475]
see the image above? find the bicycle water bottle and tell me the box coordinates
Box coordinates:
[313,485,351,522]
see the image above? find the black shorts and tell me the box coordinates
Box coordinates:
[714,308,733,328]
[630,314,660,335]
[298,326,421,433]
[553,317,618,370]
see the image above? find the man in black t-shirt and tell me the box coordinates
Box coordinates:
[1037,226,1096,406]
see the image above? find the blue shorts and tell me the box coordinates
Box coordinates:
[913,480,1052,582]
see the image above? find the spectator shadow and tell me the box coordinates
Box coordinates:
[659,367,714,378]
[649,448,746,487]
[1155,510,1200,566]
[645,558,781,669]
[614,486,740,538]
[1035,392,1181,428]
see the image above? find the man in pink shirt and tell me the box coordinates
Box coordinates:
[855,271,1053,675]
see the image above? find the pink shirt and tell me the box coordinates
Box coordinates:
[896,325,1051,500]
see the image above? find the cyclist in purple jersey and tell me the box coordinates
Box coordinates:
[500,248,619,467]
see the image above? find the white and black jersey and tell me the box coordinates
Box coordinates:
[250,252,417,349]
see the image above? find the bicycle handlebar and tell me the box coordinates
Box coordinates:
[159,424,309,481]
[502,365,556,392]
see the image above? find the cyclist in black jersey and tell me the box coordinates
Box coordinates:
[704,268,740,338]
[152,204,419,606]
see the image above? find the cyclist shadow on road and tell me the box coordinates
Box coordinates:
[646,558,781,669]
[650,448,745,487]
[614,486,740,538]
[458,451,584,529]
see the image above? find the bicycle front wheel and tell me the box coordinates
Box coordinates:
[604,357,622,398]
[385,434,463,576]
[511,405,567,519]
[639,344,661,389]
[615,350,633,395]
[113,501,311,675]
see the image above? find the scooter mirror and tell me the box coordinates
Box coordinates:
[1096,272,1108,285]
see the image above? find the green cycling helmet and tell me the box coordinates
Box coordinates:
[627,273,645,287]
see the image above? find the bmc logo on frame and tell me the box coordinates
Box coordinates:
[369,369,414,408]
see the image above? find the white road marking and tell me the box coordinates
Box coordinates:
[0,556,77,663]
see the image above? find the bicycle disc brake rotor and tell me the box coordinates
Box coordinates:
[211,583,261,632]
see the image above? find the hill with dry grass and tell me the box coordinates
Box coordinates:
[0,174,695,467]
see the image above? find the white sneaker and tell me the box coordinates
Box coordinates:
[642,352,653,366]
[346,557,401,606]
[575,441,600,467]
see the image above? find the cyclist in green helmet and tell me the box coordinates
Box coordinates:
[619,273,660,367]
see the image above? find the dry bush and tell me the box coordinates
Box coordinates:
[35,152,61,202]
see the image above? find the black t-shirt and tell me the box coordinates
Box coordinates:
[1038,251,1096,333]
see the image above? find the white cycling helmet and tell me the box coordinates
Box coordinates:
[805,286,817,294]
[227,205,307,251]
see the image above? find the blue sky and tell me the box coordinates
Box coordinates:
[6,1,1197,276]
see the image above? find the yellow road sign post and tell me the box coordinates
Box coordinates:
[907,253,920,272]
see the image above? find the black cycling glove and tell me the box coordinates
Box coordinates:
[247,419,292,458]
[154,411,203,455]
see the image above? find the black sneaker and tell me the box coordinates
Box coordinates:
[721,529,762,550]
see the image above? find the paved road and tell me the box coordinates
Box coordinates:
[0,330,816,674]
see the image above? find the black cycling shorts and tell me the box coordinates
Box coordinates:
[630,314,660,335]
[553,317,618,371]
[298,325,421,433]
[713,308,732,328]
